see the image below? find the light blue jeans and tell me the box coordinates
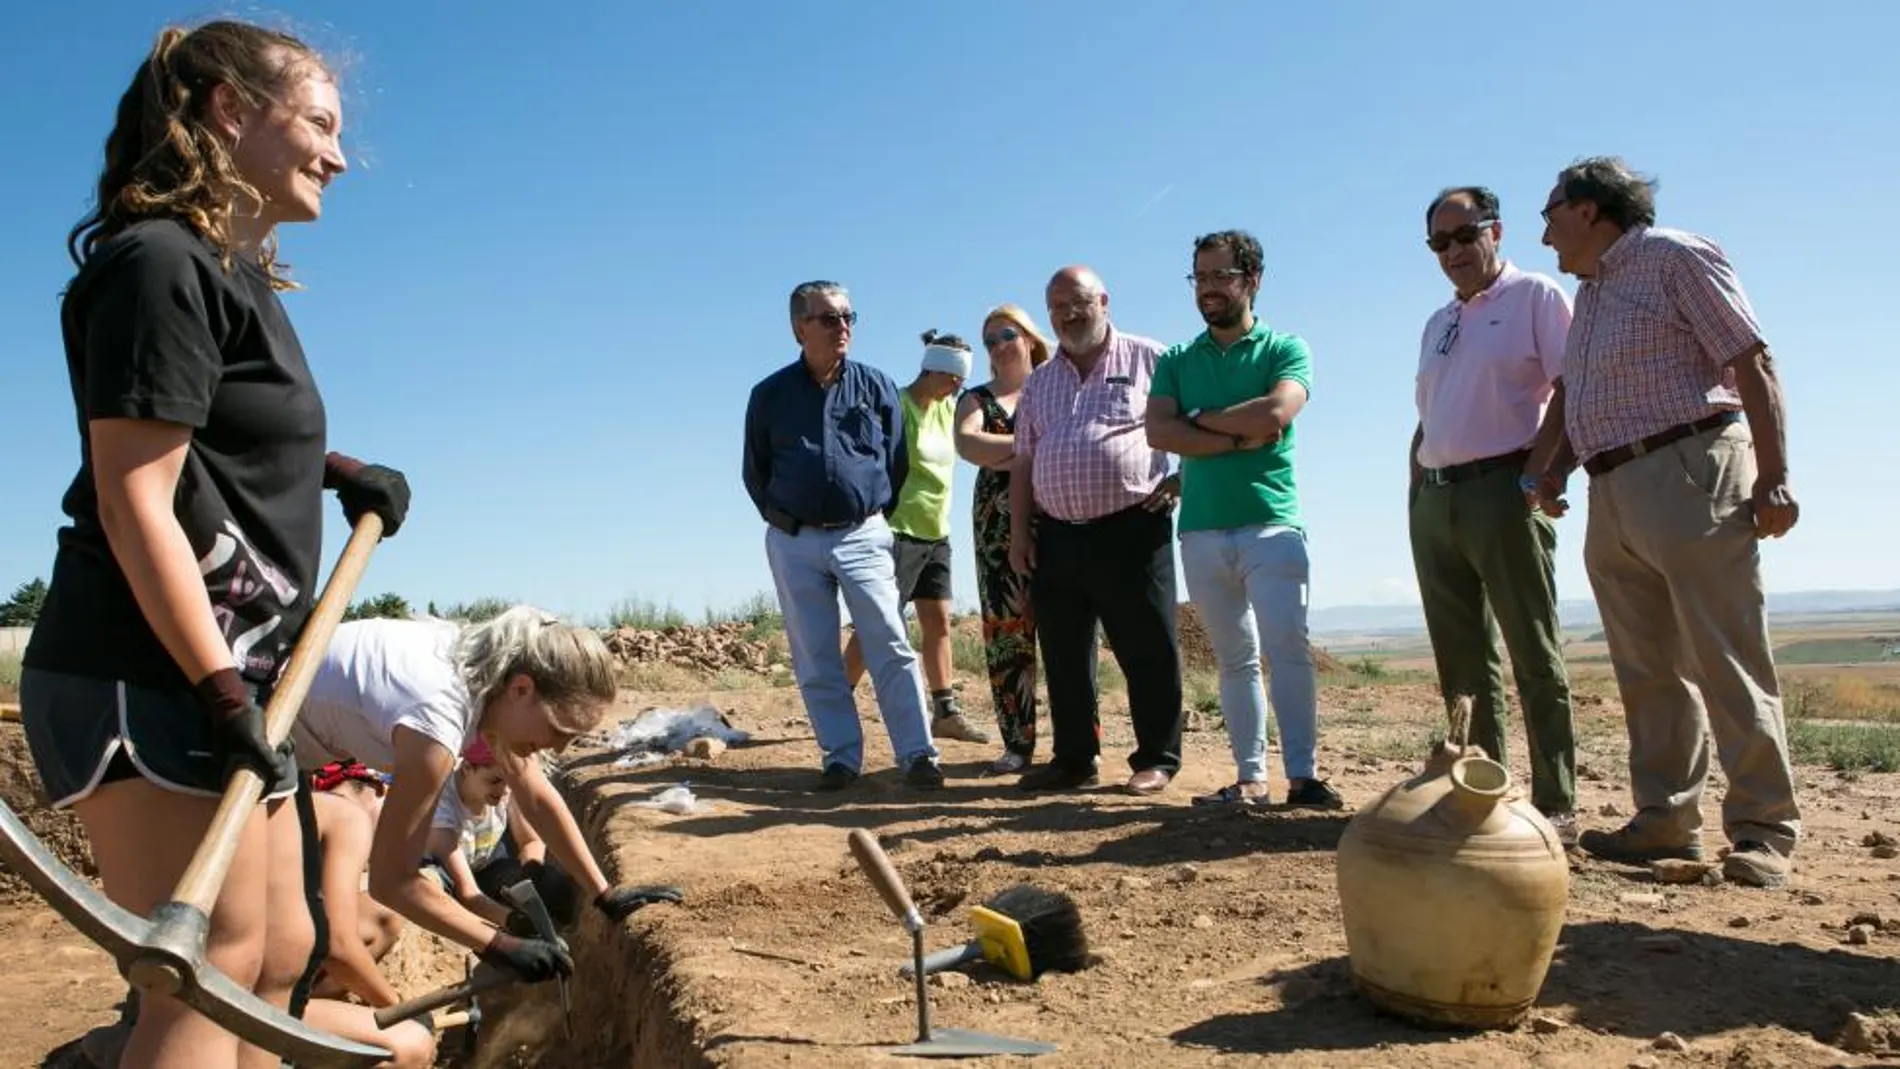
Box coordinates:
[765,514,937,773]
[1178,525,1317,783]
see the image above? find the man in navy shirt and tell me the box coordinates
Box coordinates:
[744,280,944,790]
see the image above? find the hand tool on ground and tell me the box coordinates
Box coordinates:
[373,958,515,1030]
[897,883,1089,981]
[846,829,1057,1059]
[503,878,571,1039]
[0,514,391,1068]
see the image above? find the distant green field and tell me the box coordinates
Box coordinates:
[1773,638,1899,665]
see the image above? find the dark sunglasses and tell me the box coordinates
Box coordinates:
[803,310,858,329]
[983,326,1020,348]
[1425,219,1497,253]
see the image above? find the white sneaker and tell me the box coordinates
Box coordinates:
[932,711,993,744]
[984,751,1028,776]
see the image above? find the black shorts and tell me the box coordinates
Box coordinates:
[19,667,300,808]
[893,534,952,604]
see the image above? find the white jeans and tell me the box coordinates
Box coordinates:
[1178,525,1317,782]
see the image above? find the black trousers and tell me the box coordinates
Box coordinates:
[1030,504,1184,774]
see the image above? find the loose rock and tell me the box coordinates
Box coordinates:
[1529,1014,1568,1034]
[1863,830,1897,848]
[1875,844,1899,859]
[1190,914,1215,930]
[1653,1032,1689,1052]
[1171,864,1201,884]
[1620,893,1666,908]
[930,971,972,989]
[1846,924,1874,945]
[1652,859,1715,885]
[1838,1012,1900,1055]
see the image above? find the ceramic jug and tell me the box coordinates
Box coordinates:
[1334,709,1569,1029]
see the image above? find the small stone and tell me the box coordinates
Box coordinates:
[1530,1014,1568,1034]
[1800,892,1826,906]
[1620,893,1666,908]
[929,971,972,989]
[1190,914,1215,930]
[1847,924,1874,945]
[1874,844,1898,859]
[1727,916,1751,928]
[1172,864,1201,884]
[1117,876,1152,892]
[1836,1012,1900,1055]
[1599,802,1623,816]
[1629,1057,1659,1069]
[1637,934,1686,953]
[1652,859,1715,884]
[1849,911,1885,929]
[1653,1032,1690,1052]
[1863,831,1897,848]
[1119,929,1136,940]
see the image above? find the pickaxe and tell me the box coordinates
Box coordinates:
[0,514,392,1067]
[503,878,571,1039]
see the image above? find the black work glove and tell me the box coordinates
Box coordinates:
[194,668,291,786]
[324,451,411,538]
[595,884,684,923]
[477,930,573,983]
[502,908,538,940]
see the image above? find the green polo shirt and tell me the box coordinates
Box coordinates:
[888,388,957,540]
[1151,319,1312,534]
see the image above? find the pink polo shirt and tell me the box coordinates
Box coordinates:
[1414,262,1573,470]
[1014,325,1170,522]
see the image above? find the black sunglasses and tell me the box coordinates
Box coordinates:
[1426,219,1497,253]
[803,310,858,329]
[983,326,1020,348]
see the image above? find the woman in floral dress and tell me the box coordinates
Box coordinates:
[953,304,1052,774]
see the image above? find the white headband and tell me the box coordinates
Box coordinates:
[921,344,972,379]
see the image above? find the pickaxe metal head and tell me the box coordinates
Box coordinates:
[503,879,571,1040]
[0,516,392,1067]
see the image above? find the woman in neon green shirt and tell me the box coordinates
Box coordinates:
[845,331,991,744]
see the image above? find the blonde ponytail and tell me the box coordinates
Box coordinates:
[454,605,617,729]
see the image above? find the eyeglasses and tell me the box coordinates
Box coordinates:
[1539,199,1569,223]
[1434,306,1462,356]
[1425,220,1497,253]
[803,310,857,329]
[983,326,1020,349]
[1186,268,1250,287]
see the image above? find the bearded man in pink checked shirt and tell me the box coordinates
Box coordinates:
[1531,156,1801,888]
[1008,265,1184,795]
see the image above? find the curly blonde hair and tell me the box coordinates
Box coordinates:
[67,20,332,290]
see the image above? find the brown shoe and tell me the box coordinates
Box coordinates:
[1126,768,1173,795]
[1722,840,1791,888]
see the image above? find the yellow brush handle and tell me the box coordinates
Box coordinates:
[847,828,924,934]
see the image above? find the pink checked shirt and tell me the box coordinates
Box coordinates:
[1563,226,1762,462]
[1014,326,1171,522]
[1415,262,1574,469]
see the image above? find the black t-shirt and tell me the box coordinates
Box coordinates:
[24,219,328,694]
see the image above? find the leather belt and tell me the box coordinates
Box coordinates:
[1582,411,1741,478]
[1420,449,1530,487]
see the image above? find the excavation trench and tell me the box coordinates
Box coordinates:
[457,765,711,1069]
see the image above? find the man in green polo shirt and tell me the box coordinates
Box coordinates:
[844,331,992,744]
[1145,229,1341,810]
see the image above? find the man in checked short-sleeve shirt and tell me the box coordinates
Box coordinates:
[1530,156,1802,888]
[1007,265,1185,796]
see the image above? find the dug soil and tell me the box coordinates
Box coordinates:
[5,666,1900,1067]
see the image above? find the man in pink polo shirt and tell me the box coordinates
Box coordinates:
[1533,156,1801,888]
[1408,186,1580,844]
[1008,265,1184,795]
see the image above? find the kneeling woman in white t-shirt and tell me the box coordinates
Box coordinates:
[292,606,682,984]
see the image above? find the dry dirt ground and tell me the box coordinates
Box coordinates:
[6,664,1900,1068]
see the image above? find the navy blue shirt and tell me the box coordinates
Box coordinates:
[743,356,908,531]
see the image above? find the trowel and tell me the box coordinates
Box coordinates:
[846,828,1056,1058]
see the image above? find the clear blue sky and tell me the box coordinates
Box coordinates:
[2,2,1894,623]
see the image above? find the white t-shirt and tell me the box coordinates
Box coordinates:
[430,779,511,871]
[293,617,480,773]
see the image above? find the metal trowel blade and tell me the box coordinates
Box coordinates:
[892,1026,1057,1058]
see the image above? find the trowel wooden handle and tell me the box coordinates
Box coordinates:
[168,513,384,917]
[848,828,923,933]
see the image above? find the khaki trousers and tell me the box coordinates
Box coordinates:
[1583,422,1800,856]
